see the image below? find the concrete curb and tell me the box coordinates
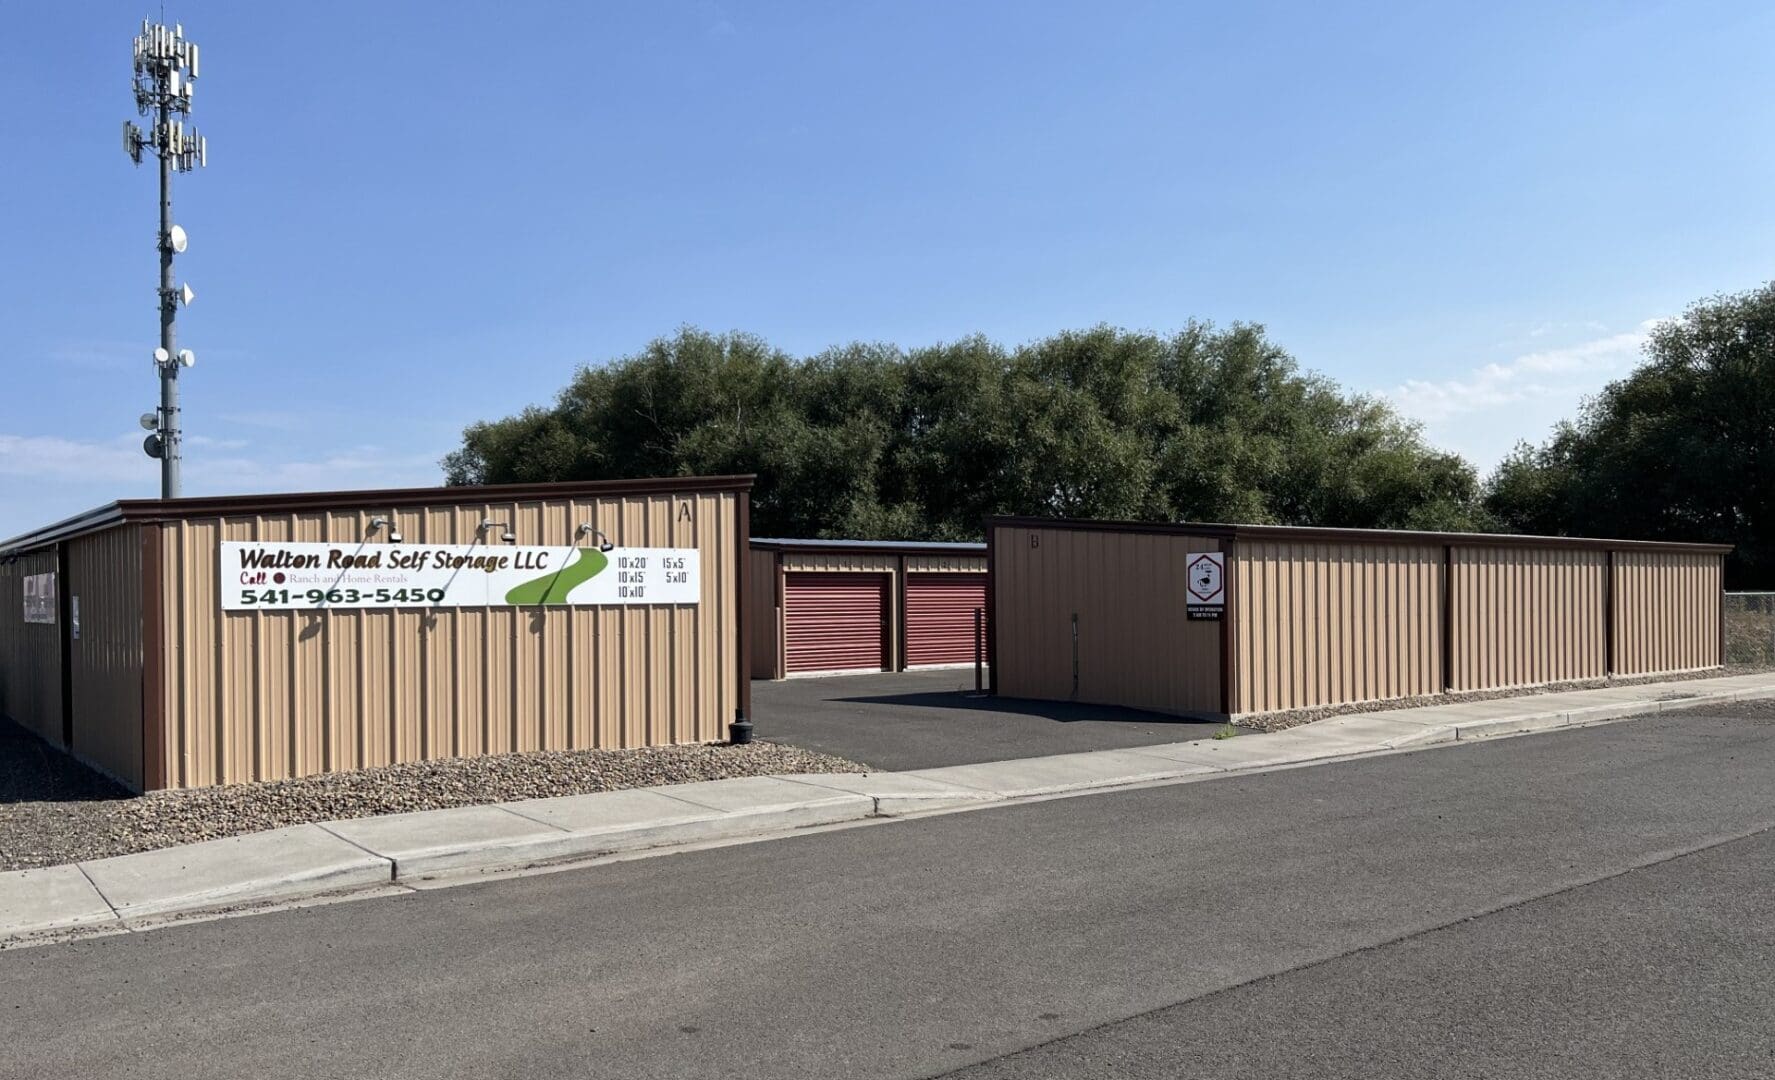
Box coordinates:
[1449,684,1775,742]
[5,672,1773,945]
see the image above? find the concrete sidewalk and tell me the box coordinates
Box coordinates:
[6,670,1773,945]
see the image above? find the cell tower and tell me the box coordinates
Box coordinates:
[123,18,206,499]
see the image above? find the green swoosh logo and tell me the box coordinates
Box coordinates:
[504,547,609,605]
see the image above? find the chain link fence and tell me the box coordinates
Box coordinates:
[1726,593,1775,665]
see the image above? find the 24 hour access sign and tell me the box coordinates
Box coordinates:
[220,541,699,611]
[1186,551,1225,620]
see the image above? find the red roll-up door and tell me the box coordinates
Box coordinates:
[784,573,888,674]
[904,574,988,667]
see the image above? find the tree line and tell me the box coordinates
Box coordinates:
[445,283,1775,586]
[1485,283,1775,587]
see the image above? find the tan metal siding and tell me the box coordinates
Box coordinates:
[153,491,739,789]
[780,552,898,574]
[66,526,145,787]
[992,525,1223,716]
[0,549,61,743]
[1232,541,1442,714]
[1448,546,1605,691]
[747,548,778,679]
[903,554,987,573]
[1613,551,1722,675]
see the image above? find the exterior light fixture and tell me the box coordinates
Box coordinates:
[480,519,516,544]
[575,522,615,552]
[369,516,403,544]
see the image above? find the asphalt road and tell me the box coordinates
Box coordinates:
[752,669,1224,770]
[3,702,1773,1079]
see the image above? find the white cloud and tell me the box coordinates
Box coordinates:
[186,446,445,495]
[0,433,442,496]
[217,410,310,432]
[0,432,147,481]
[186,434,251,450]
[1385,321,1661,424]
[0,436,448,539]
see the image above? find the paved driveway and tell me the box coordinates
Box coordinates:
[750,669,1224,771]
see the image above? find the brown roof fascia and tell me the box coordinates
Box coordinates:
[2,476,758,555]
[983,515,1734,556]
[750,539,987,556]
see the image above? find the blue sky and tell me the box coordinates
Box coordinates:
[4,1,1773,538]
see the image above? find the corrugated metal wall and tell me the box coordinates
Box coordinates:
[782,552,898,574]
[904,554,988,573]
[1232,541,1443,714]
[152,491,740,789]
[0,550,62,744]
[993,519,1726,720]
[67,526,144,787]
[993,525,1224,715]
[1613,551,1722,675]
[1448,547,1605,691]
[747,549,778,679]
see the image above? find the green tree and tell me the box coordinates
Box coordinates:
[448,322,1490,540]
[1485,282,1775,585]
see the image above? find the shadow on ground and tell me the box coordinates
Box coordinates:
[0,718,129,805]
[753,669,1226,772]
[833,689,1213,725]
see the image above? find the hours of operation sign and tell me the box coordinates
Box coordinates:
[220,541,700,611]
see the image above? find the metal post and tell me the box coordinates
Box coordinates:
[157,97,180,499]
[973,607,983,693]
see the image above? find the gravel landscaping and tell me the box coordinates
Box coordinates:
[1235,664,1775,733]
[0,721,866,872]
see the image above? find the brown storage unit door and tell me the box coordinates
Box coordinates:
[784,573,887,674]
[904,574,987,667]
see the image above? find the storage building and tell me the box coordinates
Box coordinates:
[987,516,1729,718]
[748,539,987,678]
[0,477,752,792]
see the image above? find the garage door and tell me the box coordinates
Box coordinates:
[904,574,988,667]
[784,573,888,674]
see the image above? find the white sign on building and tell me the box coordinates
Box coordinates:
[21,572,56,625]
[1185,551,1225,620]
[220,541,699,611]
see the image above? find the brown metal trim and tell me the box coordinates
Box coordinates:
[2,476,759,555]
[139,524,167,792]
[982,515,1733,556]
[1219,538,1235,716]
[736,490,752,724]
[880,571,893,672]
[750,539,986,557]
[1603,550,1615,676]
[984,520,998,695]
[1718,553,1727,668]
[773,552,787,680]
[0,503,127,557]
[1441,544,1454,692]
[120,475,757,518]
[56,542,73,749]
[894,553,908,672]
[987,515,1235,541]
